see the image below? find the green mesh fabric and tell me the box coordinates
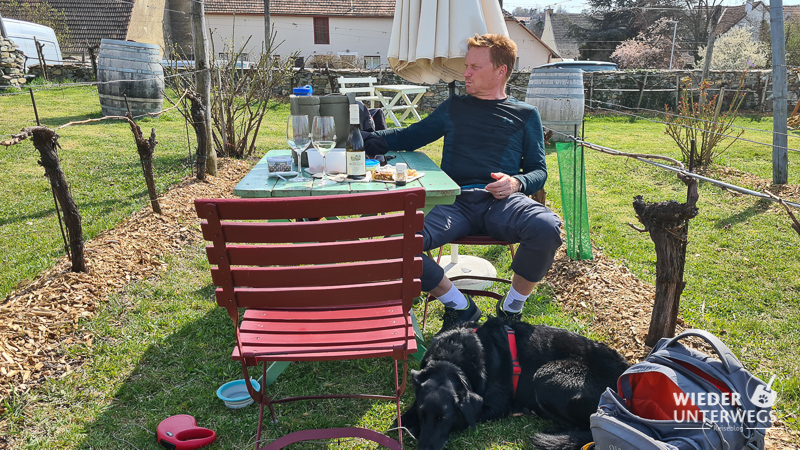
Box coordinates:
[556,142,593,260]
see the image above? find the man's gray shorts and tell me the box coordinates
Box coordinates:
[420,188,562,292]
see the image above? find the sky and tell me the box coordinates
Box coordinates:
[502,0,800,14]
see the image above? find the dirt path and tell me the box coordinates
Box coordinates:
[0,159,796,448]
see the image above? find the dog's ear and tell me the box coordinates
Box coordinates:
[411,369,422,387]
[457,391,483,427]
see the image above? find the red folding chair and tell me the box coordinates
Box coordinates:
[195,189,426,449]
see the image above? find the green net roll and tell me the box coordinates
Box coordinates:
[556,142,593,260]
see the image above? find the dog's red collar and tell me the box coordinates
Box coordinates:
[505,326,522,396]
[472,326,521,396]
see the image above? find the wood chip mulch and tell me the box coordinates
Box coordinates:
[0,158,797,447]
[0,158,249,418]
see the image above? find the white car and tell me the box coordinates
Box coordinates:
[1,17,63,71]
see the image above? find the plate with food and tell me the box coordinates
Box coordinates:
[371,166,424,183]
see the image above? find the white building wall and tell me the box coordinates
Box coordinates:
[206,14,394,67]
[508,23,553,70]
[205,14,553,71]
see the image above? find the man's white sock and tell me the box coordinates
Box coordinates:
[502,285,528,313]
[438,284,468,310]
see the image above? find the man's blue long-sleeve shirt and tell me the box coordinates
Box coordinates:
[373,95,547,196]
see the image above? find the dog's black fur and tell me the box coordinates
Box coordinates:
[397,317,629,450]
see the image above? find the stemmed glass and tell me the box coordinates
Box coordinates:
[286,115,311,182]
[311,116,337,186]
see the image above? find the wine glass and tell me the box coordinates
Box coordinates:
[286,115,311,182]
[311,116,337,186]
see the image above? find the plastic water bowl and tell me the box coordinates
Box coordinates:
[216,378,260,409]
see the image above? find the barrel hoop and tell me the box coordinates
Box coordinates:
[100,39,161,50]
[542,120,583,125]
[526,93,585,99]
[99,46,160,55]
[527,81,584,86]
[99,93,163,102]
[528,75,583,82]
[97,65,164,75]
[98,54,163,64]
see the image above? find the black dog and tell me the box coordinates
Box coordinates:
[397,317,630,450]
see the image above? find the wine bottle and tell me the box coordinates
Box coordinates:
[346,104,366,180]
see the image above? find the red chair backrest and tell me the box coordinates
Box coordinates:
[195,189,426,315]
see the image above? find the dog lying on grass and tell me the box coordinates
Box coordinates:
[397,317,629,450]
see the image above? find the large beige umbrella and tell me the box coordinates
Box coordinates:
[387,0,509,85]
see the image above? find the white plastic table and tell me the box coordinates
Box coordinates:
[373,84,428,127]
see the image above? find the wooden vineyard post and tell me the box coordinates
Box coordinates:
[632,172,699,347]
[126,113,163,214]
[34,37,48,81]
[6,127,87,272]
[186,91,208,180]
[86,41,99,81]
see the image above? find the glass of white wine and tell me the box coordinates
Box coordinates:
[311,116,337,186]
[286,115,311,182]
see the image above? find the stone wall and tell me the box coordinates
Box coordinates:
[0,37,26,87]
[28,63,96,83]
[277,68,796,113]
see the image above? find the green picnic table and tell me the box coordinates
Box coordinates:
[233,150,460,215]
[232,149,461,382]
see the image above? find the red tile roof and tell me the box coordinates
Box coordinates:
[205,0,396,17]
[0,0,134,53]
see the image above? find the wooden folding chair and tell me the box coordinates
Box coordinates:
[195,189,426,449]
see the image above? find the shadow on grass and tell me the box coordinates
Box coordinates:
[0,192,149,227]
[78,307,412,448]
[79,304,552,448]
[714,198,772,228]
[40,114,101,127]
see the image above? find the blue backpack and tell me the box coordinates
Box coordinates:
[590,329,772,450]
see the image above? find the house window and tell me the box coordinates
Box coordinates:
[314,17,330,45]
[364,56,380,69]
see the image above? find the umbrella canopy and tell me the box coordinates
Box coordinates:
[387,0,509,85]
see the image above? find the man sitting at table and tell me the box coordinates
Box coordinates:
[363,33,562,332]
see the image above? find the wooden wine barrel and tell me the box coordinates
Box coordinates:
[97,39,164,117]
[525,68,584,142]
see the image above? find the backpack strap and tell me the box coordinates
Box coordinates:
[654,329,743,375]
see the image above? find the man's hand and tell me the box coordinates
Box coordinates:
[486,172,521,199]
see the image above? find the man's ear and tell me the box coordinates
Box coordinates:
[457,391,483,427]
[497,64,508,80]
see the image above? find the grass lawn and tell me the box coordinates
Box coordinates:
[2,86,799,448]
[564,113,800,419]
[0,85,286,297]
[0,86,192,296]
